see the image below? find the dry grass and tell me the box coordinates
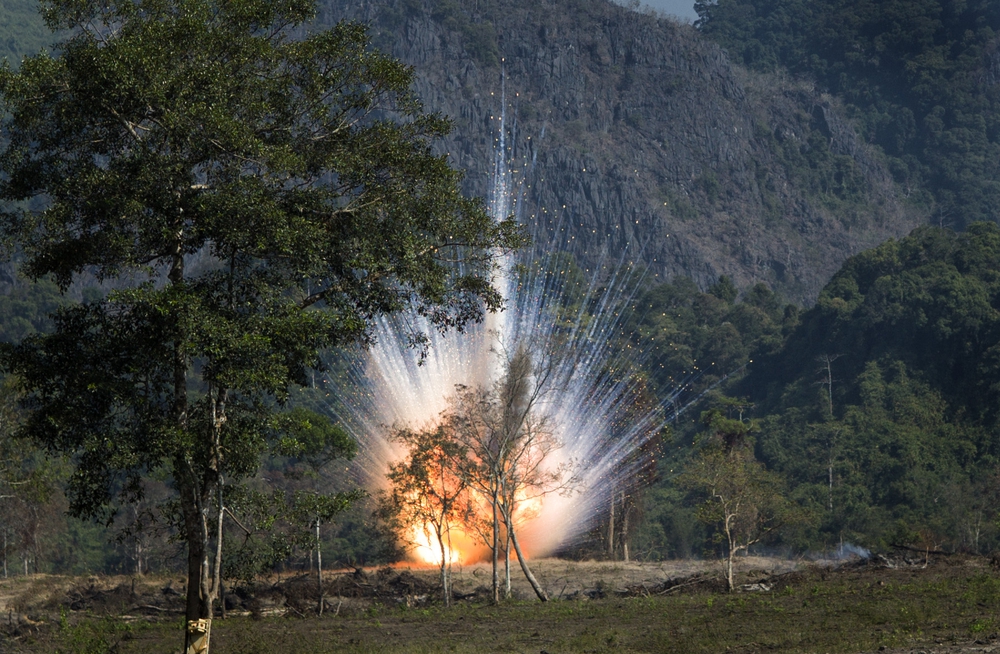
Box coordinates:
[2,555,998,653]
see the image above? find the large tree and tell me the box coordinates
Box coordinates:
[0,0,521,651]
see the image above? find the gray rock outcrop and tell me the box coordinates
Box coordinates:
[319,0,922,303]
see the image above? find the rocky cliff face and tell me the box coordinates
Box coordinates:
[320,0,921,303]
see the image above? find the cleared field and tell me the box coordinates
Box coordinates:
[2,555,998,653]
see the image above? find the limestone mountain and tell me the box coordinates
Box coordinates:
[318,0,922,303]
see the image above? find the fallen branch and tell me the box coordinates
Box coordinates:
[657,577,708,595]
[131,604,177,613]
[889,543,955,556]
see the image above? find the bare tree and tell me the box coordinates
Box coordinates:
[494,390,562,601]
[290,490,362,614]
[815,354,842,419]
[814,355,842,512]
[447,343,569,602]
[681,402,798,591]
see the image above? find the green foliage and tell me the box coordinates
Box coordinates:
[0,0,522,631]
[678,395,804,588]
[0,0,49,68]
[0,0,520,507]
[429,0,500,67]
[772,118,869,212]
[708,275,737,303]
[214,483,362,585]
[695,171,721,202]
[630,224,1000,556]
[753,224,1000,424]
[696,0,1000,225]
[0,276,67,343]
[631,484,705,560]
[55,615,137,654]
[271,407,356,466]
[680,445,791,544]
[624,275,790,401]
[741,224,1000,551]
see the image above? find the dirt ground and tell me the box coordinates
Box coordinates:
[0,555,797,616]
[411,555,801,601]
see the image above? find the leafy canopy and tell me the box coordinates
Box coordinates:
[0,0,523,521]
[696,0,1000,224]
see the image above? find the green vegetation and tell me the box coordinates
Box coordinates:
[2,0,1000,585]
[5,223,1000,573]
[745,224,1000,552]
[625,225,1000,559]
[431,0,499,67]
[0,0,48,67]
[0,0,521,651]
[15,561,1000,653]
[696,0,1000,225]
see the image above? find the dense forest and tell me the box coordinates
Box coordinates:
[629,224,1000,559]
[6,224,1000,574]
[696,0,1000,227]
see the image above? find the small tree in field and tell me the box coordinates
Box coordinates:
[380,424,470,606]
[682,447,788,591]
[680,404,793,591]
[0,0,522,650]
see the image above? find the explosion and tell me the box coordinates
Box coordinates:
[410,524,470,566]
[406,482,547,567]
[328,75,670,570]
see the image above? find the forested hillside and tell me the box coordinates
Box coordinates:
[626,225,1000,558]
[747,224,1000,552]
[0,0,49,64]
[696,0,1000,227]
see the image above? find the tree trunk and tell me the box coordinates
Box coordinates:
[184,512,212,654]
[726,549,735,592]
[504,530,511,598]
[213,475,224,619]
[172,240,214,654]
[491,497,500,604]
[828,461,833,512]
[723,513,736,593]
[182,499,213,653]
[607,483,615,561]
[316,517,324,615]
[508,525,547,601]
[621,490,630,564]
[438,524,449,606]
[179,458,214,654]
